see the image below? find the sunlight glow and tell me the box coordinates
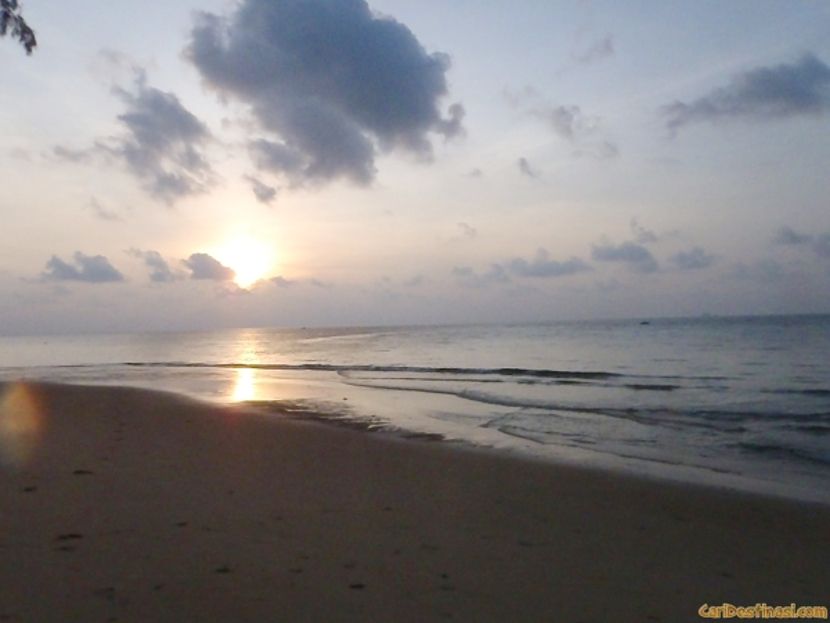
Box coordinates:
[231,368,257,402]
[0,383,43,468]
[215,236,275,289]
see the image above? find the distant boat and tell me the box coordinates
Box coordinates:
[639,321,651,325]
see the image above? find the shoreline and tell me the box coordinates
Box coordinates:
[1,381,828,621]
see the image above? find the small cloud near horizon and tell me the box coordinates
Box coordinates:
[670,247,716,270]
[773,226,830,259]
[183,253,235,281]
[41,252,125,283]
[591,240,659,273]
[507,249,592,278]
[127,248,180,283]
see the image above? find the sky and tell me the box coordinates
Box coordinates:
[1,0,829,334]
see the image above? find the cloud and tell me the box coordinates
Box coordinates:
[630,218,658,244]
[531,104,598,142]
[457,222,478,240]
[591,241,659,273]
[452,264,510,288]
[270,275,331,289]
[52,145,94,163]
[732,259,789,283]
[186,0,464,187]
[573,34,614,65]
[183,253,235,281]
[87,197,123,222]
[517,157,540,179]
[507,249,591,278]
[774,226,812,246]
[814,234,830,259]
[572,140,619,160]
[670,247,715,270]
[103,72,214,202]
[403,275,426,287]
[773,226,830,259]
[245,175,278,204]
[507,88,619,158]
[663,54,830,134]
[42,252,125,283]
[127,249,179,283]
[271,276,296,288]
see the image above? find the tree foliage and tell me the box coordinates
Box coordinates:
[1,0,36,54]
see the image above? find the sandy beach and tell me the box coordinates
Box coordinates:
[0,381,828,622]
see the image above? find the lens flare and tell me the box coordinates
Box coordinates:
[0,383,43,468]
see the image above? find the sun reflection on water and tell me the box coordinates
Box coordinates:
[231,367,257,402]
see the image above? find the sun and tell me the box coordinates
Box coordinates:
[215,236,274,289]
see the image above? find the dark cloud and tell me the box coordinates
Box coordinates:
[573,34,614,65]
[663,54,830,134]
[101,72,213,203]
[127,249,178,283]
[507,249,591,278]
[245,175,278,204]
[42,252,124,283]
[186,0,464,187]
[452,264,510,288]
[591,241,659,273]
[183,253,235,281]
[517,157,540,179]
[670,247,715,270]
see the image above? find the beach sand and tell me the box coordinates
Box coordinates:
[0,382,828,622]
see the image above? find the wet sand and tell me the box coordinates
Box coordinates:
[0,382,828,622]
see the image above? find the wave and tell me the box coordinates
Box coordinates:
[114,361,741,384]
[121,361,625,380]
[763,388,830,398]
[728,442,830,467]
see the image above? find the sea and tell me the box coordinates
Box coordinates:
[1,314,829,504]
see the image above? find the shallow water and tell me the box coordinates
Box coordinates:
[2,315,829,502]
